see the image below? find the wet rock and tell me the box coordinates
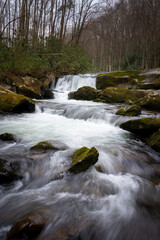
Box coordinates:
[68,87,99,101]
[30,141,58,151]
[0,133,15,141]
[7,210,46,240]
[135,91,160,111]
[69,147,99,173]
[100,87,147,104]
[40,85,53,99]
[0,87,35,113]
[146,129,160,152]
[116,105,141,116]
[120,117,160,137]
[96,70,140,90]
[0,158,21,184]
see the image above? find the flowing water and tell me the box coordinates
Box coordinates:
[0,74,160,240]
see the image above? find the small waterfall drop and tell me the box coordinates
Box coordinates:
[53,74,96,100]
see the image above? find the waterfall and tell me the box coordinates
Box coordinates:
[53,74,96,100]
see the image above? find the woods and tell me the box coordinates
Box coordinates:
[0,0,160,76]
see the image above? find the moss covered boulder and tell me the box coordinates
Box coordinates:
[30,141,58,151]
[100,87,147,104]
[0,158,21,184]
[0,87,35,113]
[68,86,99,101]
[7,210,47,239]
[136,92,160,111]
[116,105,141,116]
[69,147,99,173]
[0,133,15,141]
[146,129,160,152]
[120,118,160,137]
[96,70,140,90]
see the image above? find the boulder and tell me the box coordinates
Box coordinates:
[135,91,160,111]
[116,105,141,116]
[30,141,58,151]
[7,210,46,240]
[0,133,15,141]
[69,147,99,173]
[146,129,160,152]
[96,70,140,90]
[68,87,99,101]
[0,87,35,113]
[100,87,147,104]
[0,158,21,184]
[120,117,160,137]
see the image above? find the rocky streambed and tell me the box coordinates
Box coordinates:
[0,71,160,240]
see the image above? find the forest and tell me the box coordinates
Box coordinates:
[0,0,160,76]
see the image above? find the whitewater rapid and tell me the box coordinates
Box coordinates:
[0,74,160,240]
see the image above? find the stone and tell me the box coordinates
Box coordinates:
[146,129,160,152]
[120,117,160,137]
[68,87,99,101]
[116,105,141,116]
[30,141,58,151]
[0,133,15,141]
[7,211,46,239]
[0,87,35,113]
[69,147,99,173]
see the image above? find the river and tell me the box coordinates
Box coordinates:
[0,74,160,240]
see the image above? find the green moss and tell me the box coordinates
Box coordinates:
[69,146,99,173]
[30,141,57,151]
[136,92,160,111]
[120,117,160,136]
[125,105,141,116]
[0,133,15,141]
[146,129,160,152]
[0,87,35,113]
[116,108,125,115]
[68,86,99,100]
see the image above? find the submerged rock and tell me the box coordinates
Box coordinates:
[100,87,147,104]
[120,117,160,137]
[68,86,99,101]
[116,105,141,116]
[69,147,99,173]
[7,210,46,240]
[0,158,21,184]
[146,129,160,152]
[30,141,58,151]
[0,133,15,141]
[0,87,35,113]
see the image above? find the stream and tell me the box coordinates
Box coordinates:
[0,74,160,240]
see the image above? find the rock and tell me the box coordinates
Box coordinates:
[68,87,99,101]
[69,147,99,173]
[0,158,21,184]
[146,129,160,152]
[0,87,35,113]
[135,91,160,111]
[30,141,58,151]
[100,87,147,104]
[139,73,160,90]
[116,105,141,116]
[120,117,160,137]
[0,133,15,141]
[7,210,46,240]
[96,70,140,90]
[40,85,53,99]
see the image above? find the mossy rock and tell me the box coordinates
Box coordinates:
[7,210,46,239]
[116,105,141,116]
[139,74,160,90]
[0,87,35,113]
[30,141,58,151]
[69,146,99,173]
[100,87,147,103]
[135,92,160,111]
[120,117,160,137]
[68,86,99,101]
[0,158,21,184]
[0,133,15,141]
[146,129,160,152]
